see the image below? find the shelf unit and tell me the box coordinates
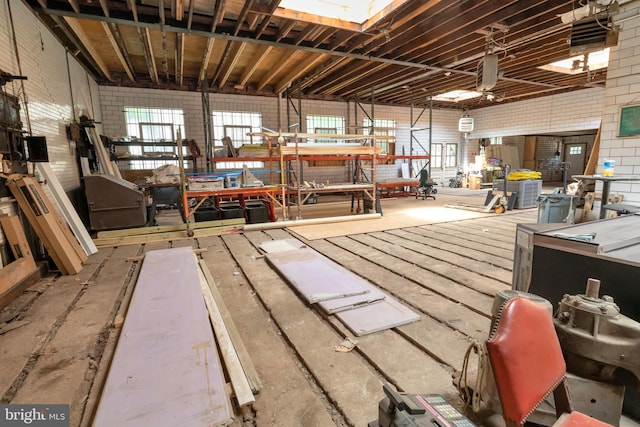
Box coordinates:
[181,133,380,223]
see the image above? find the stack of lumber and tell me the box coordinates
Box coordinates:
[92,218,245,247]
[91,247,259,426]
[0,214,39,309]
[6,175,86,275]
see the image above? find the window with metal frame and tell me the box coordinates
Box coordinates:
[212,111,263,169]
[363,118,396,155]
[445,143,458,167]
[431,143,443,168]
[123,107,188,170]
[306,115,345,143]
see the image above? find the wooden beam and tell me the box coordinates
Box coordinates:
[101,22,135,81]
[125,0,138,22]
[235,44,271,90]
[198,258,262,394]
[91,247,233,427]
[96,217,244,239]
[275,53,328,94]
[233,0,255,35]
[175,0,184,21]
[98,0,110,17]
[197,261,255,406]
[175,32,184,86]
[216,41,246,88]
[158,0,169,81]
[138,27,158,83]
[198,38,215,82]
[67,0,79,13]
[257,49,302,91]
[186,0,195,29]
[275,19,296,42]
[64,17,112,81]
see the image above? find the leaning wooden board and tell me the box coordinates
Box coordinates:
[7,175,85,274]
[91,247,233,427]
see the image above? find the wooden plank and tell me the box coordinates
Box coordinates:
[197,259,255,406]
[96,217,245,239]
[92,223,243,247]
[91,247,233,427]
[222,232,383,426]
[37,163,98,256]
[279,144,380,156]
[0,259,35,298]
[198,259,262,394]
[0,214,36,270]
[197,235,337,427]
[19,175,87,263]
[7,176,84,275]
[584,122,601,175]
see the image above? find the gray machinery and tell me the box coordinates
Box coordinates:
[511,214,640,424]
[84,174,147,231]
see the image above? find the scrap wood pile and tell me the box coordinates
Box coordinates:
[92,217,245,247]
[0,169,97,310]
[90,247,260,426]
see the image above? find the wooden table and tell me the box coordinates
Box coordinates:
[572,174,640,219]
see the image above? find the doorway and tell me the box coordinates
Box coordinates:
[563,143,587,179]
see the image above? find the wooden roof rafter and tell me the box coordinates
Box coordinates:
[102,22,135,81]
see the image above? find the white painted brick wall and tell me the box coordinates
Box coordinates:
[598,3,640,203]
[99,87,464,184]
[0,0,101,191]
[467,88,604,139]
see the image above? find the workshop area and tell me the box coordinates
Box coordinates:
[2,0,640,426]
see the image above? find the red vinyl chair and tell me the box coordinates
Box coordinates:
[485,296,613,427]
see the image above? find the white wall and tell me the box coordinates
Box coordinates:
[0,0,101,190]
[598,2,640,203]
[467,88,604,139]
[99,86,464,183]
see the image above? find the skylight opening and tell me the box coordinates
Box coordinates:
[275,0,403,31]
[538,48,610,75]
[433,90,483,103]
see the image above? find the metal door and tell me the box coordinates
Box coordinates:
[563,143,587,178]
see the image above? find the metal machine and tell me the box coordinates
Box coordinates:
[511,214,640,423]
[369,384,475,427]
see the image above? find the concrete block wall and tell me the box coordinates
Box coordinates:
[598,3,640,203]
[467,88,604,139]
[0,0,101,190]
[99,87,464,184]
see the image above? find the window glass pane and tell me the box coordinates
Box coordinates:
[123,107,185,170]
[445,143,458,167]
[431,143,442,168]
[212,111,262,148]
[569,146,582,155]
[363,118,396,154]
[306,115,345,143]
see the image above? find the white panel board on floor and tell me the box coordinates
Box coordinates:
[92,247,233,427]
[336,294,420,336]
[266,247,370,303]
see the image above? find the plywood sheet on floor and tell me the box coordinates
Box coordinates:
[266,248,371,303]
[335,294,420,336]
[91,247,232,427]
[290,192,500,240]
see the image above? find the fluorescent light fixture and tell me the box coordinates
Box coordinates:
[538,48,610,75]
[278,0,396,24]
[433,90,483,103]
